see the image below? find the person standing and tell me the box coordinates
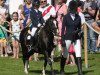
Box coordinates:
[55,0,67,51]
[0,0,9,57]
[84,0,98,53]
[60,1,83,75]
[20,0,32,28]
[10,12,23,59]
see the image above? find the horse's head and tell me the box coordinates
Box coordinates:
[44,18,58,35]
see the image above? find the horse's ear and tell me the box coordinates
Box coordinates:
[50,16,52,19]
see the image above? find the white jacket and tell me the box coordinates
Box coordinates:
[39,4,56,21]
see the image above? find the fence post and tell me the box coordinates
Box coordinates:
[83,23,88,68]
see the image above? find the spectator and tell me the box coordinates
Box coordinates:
[0,0,9,57]
[9,12,23,59]
[55,0,67,52]
[0,24,8,57]
[20,0,32,28]
[92,13,100,52]
[84,0,91,12]
[84,0,98,53]
[0,0,8,21]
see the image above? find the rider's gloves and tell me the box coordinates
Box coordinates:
[38,23,41,27]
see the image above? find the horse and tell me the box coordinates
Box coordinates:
[19,18,58,75]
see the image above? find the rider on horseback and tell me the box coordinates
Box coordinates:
[28,0,45,38]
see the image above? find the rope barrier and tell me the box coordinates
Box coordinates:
[85,22,100,35]
[0,20,32,43]
[0,25,20,42]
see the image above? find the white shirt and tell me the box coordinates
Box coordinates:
[11,20,20,33]
[0,5,8,15]
[9,0,24,15]
[79,12,85,25]
[0,5,8,22]
[70,13,75,20]
[39,5,56,21]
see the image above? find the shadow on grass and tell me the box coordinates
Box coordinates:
[83,70,94,75]
[29,69,94,75]
[37,55,61,62]
[82,57,95,61]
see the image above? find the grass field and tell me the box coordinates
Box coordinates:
[0,51,100,75]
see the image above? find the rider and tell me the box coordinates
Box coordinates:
[29,0,45,37]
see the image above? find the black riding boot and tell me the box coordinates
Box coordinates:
[76,57,83,75]
[60,55,66,75]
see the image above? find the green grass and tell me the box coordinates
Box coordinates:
[0,51,100,75]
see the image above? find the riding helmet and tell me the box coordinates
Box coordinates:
[32,0,40,7]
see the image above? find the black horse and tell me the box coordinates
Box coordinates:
[20,18,57,75]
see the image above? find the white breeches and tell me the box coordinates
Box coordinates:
[31,27,37,36]
[63,39,81,58]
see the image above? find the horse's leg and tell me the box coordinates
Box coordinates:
[42,57,47,75]
[24,59,29,74]
[24,51,34,74]
[45,51,55,75]
[22,49,34,74]
[22,53,29,74]
[21,46,29,74]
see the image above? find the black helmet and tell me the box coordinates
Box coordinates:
[32,0,40,7]
[69,1,78,12]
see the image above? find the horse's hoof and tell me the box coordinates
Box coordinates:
[24,70,28,74]
[42,69,46,75]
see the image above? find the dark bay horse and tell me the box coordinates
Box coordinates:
[20,18,57,75]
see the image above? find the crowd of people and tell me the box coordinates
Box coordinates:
[0,0,100,75]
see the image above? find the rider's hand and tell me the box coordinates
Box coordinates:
[38,23,41,27]
[43,23,45,26]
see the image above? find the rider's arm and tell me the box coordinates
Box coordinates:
[40,12,45,26]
